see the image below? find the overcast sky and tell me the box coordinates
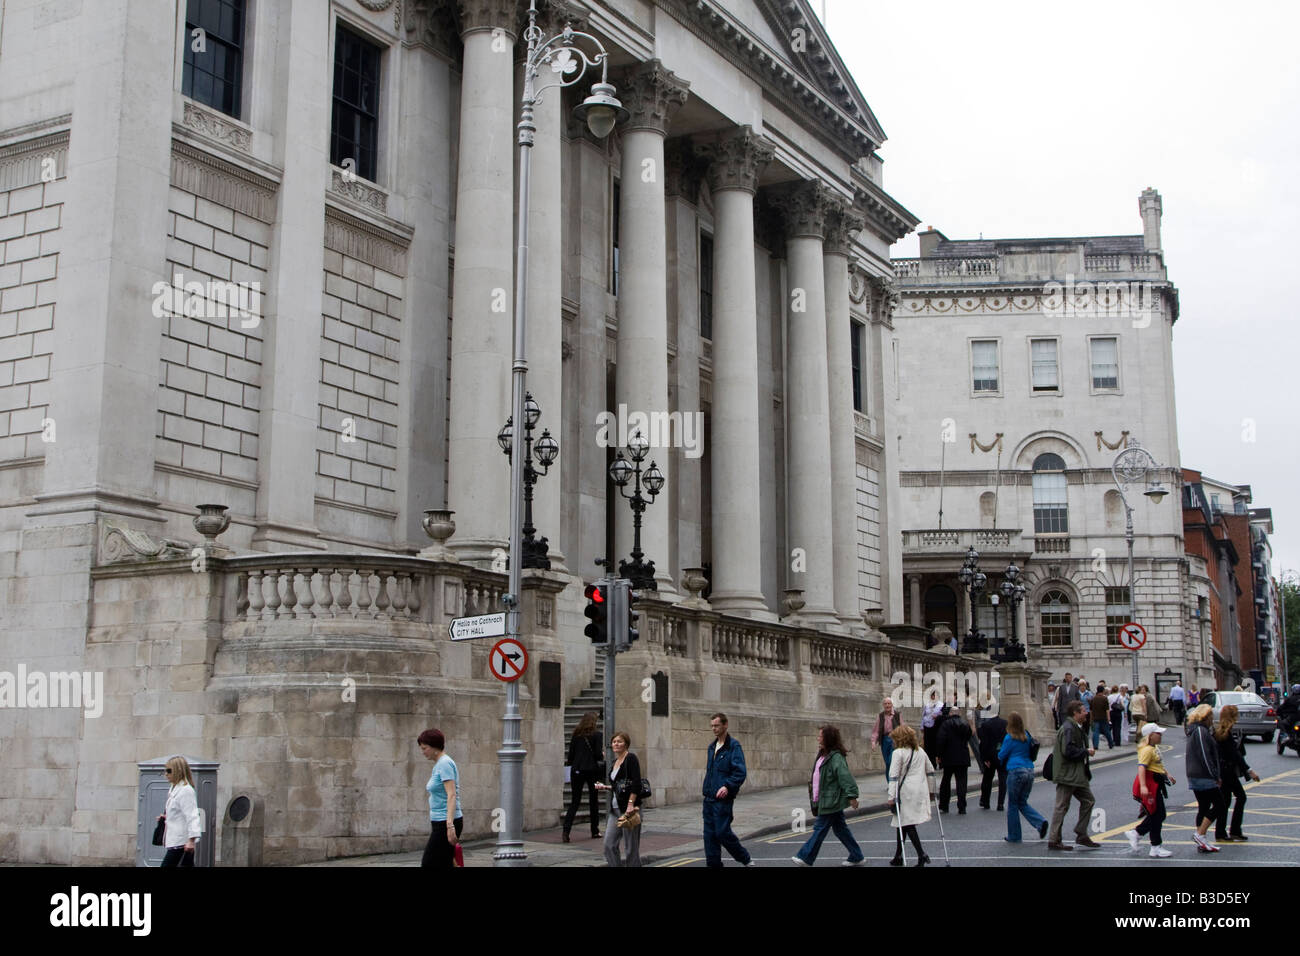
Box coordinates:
[820,0,1300,579]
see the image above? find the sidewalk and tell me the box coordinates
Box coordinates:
[303,737,1138,867]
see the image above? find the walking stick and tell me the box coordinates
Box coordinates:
[889,765,908,866]
[930,769,952,866]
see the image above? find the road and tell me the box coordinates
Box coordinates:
[657,744,1300,867]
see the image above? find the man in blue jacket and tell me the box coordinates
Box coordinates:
[702,712,753,867]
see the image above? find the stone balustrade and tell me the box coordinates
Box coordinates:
[902,527,1020,552]
[1084,252,1157,273]
[892,257,997,279]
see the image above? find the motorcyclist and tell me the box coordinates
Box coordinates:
[1278,684,1300,744]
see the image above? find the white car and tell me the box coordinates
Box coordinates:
[1196,691,1276,742]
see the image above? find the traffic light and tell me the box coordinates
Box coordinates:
[584,583,609,643]
[625,585,639,645]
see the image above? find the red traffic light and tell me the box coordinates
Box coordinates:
[584,584,604,604]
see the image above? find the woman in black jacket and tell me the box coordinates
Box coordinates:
[1214,705,1260,842]
[563,712,603,842]
[1184,704,1222,853]
[596,731,642,866]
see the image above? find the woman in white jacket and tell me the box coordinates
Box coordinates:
[887,725,934,866]
[157,756,202,867]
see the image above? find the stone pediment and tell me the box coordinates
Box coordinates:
[664,0,887,156]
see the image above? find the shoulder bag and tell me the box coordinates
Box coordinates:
[1028,733,1041,762]
[151,816,166,847]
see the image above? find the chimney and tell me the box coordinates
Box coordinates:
[1139,188,1162,252]
[918,226,948,258]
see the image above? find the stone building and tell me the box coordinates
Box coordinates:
[889,190,1211,693]
[0,0,1028,866]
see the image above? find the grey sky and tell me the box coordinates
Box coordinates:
[821,0,1300,577]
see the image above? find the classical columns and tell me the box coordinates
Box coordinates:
[824,200,864,625]
[908,573,923,626]
[702,127,773,616]
[775,181,838,626]
[614,60,688,594]
[446,0,518,564]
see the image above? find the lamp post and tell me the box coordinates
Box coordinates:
[497,0,626,867]
[1110,440,1169,693]
[498,393,559,570]
[956,545,988,655]
[608,429,665,591]
[997,561,1027,663]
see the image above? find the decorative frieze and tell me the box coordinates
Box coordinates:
[898,293,1051,316]
[618,59,690,135]
[323,205,410,275]
[0,129,69,192]
[170,140,279,224]
[181,101,251,152]
[701,126,774,195]
[329,168,389,214]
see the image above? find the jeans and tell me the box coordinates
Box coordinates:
[1135,787,1166,846]
[1109,709,1124,746]
[795,809,864,865]
[880,737,895,775]
[420,817,463,868]
[563,771,601,836]
[1004,767,1045,841]
[1217,775,1247,837]
[1048,783,1096,843]
[161,846,195,867]
[603,809,641,866]
[939,765,967,812]
[1092,719,1112,749]
[702,798,751,867]
[979,761,1006,809]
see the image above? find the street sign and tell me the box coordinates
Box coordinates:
[448,612,506,642]
[1118,621,1147,650]
[489,638,528,682]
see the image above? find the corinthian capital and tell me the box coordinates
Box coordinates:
[701,126,774,195]
[406,0,458,56]
[773,180,836,241]
[535,0,588,35]
[456,0,522,39]
[823,199,865,257]
[618,59,690,135]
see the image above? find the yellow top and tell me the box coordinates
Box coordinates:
[1137,742,1166,777]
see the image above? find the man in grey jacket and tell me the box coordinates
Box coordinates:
[1055,673,1081,728]
[1047,701,1098,851]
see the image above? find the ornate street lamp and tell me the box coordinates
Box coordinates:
[497,0,625,867]
[996,560,1027,663]
[1111,440,1168,692]
[609,429,663,591]
[956,545,988,655]
[498,393,558,570]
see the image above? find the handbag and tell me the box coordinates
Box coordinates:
[453,844,465,867]
[617,807,642,829]
[638,777,652,802]
[151,816,166,847]
[1028,733,1041,762]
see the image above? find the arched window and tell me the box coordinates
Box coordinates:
[1039,589,1072,647]
[1032,453,1068,534]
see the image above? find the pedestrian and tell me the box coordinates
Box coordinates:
[1055,672,1080,728]
[1090,683,1113,750]
[562,711,604,843]
[1079,680,1093,706]
[1184,703,1222,853]
[1046,700,1099,851]
[1124,722,1176,858]
[1109,684,1129,746]
[977,707,1008,811]
[1167,680,1187,726]
[886,724,933,866]
[1128,685,1147,742]
[793,725,864,866]
[921,689,944,759]
[998,712,1047,842]
[701,712,753,867]
[977,691,998,730]
[417,728,463,868]
[1213,705,1260,843]
[1143,684,1161,725]
[871,697,902,775]
[1188,685,1200,708]
[596,731,642,866]
[156,756,202,867]
[1047,682,1059,730]
[935,705,972,814]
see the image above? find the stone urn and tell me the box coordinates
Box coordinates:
[781,588,806,618]
[680,567,710,608]
[862,607,886,630]
[420,509,458,562]
[193,504,230,549]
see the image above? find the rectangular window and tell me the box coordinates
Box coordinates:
[1032,472,1068,534]
[1030,338,1058,391]
[1105,586,1131,646]
[971,340,998,392]
[851,322,864,412]
[611,180,620,296]
[183,0,246,118]
[699,233,713,339]
[331,25,382,183]
[1090,336,1119,389]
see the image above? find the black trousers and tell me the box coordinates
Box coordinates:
[1135,788,1166,846]
[894,825,925,859]
[161,846,194,867]
[1193,788,1223,830]
[1217,776,1247,837]
[939,765,968,811]
[979,762,1006,809]
[563,771,601,836]
[421,817,464,868]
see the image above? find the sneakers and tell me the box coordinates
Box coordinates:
[1038,821,1049,840]
[1150,846,1172,858]
[791,856,809,866]
[1193,833,1220,853]
[1125,829,1140,853]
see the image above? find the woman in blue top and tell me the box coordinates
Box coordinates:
[997,712,1048,843]
[418,728,463,868]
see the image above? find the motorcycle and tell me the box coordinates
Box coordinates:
[1277,717,1300,757]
